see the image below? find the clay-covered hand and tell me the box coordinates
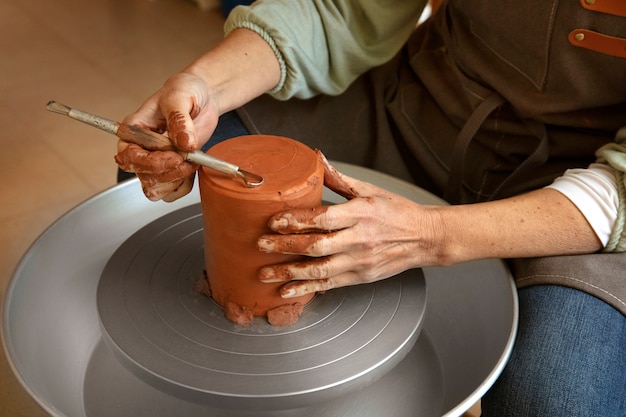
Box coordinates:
[115,73,220,202]
[257,153,441,298]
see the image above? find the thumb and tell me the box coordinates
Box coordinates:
[163,106,198,152]
[316,150,365,200]
[158,74,206,152]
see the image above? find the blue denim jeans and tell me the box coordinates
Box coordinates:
[482,285,626,417]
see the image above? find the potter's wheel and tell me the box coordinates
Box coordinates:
[96,203,426,410]
[3,162,518,417]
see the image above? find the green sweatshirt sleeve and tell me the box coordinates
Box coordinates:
[596,127,626,252]
[224,0,427,100]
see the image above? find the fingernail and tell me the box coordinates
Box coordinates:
[257,238,275,252]
[269,217,289,229]
[259,268,281,283]
[281,288,297,298]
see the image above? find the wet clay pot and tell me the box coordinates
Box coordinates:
[198,135,323,325]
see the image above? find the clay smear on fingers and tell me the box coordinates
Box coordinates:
[269,206,331,234]
[167,111,194,150]
[115,145,191,175]
[262,232,336,256]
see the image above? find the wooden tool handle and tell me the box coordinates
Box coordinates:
[116,124,177,152]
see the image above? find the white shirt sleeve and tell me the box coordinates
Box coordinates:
[545,163,618,247]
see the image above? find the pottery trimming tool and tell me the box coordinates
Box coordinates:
[45,100,264,188]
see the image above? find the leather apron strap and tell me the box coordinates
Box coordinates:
[444,93,551,203]
[444,93,506,202]
[490,118,550,200]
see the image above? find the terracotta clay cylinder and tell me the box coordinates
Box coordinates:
[198,135,323,325]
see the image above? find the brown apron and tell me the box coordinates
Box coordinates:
[237,0,626,314]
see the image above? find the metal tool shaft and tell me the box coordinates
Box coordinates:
[46,100,263,187]
[46,101,119,135]
[184,151,264,187]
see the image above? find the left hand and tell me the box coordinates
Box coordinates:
[257,153,440,298]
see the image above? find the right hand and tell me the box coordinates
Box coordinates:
[115,72,220,202]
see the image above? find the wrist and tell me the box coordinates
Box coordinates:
[182,28,281,114]
[424,206,465,266]
[409,205,460,267]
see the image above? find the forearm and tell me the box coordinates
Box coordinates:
[546,163,618,248]
[225,0,425,99]
[183,28,281,114]
[431,188,603,265]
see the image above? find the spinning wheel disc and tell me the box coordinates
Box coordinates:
[97,203,427,410]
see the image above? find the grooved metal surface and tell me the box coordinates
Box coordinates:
[3,162,517,417]
[97,203,427,409]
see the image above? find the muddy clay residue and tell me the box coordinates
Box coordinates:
[224,301,255,325]
[195,271,305,326]
[267,303,305,326]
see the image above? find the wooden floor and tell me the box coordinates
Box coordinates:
[0,1,223,415]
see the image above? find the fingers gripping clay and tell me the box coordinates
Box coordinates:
[198,135,323,325]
